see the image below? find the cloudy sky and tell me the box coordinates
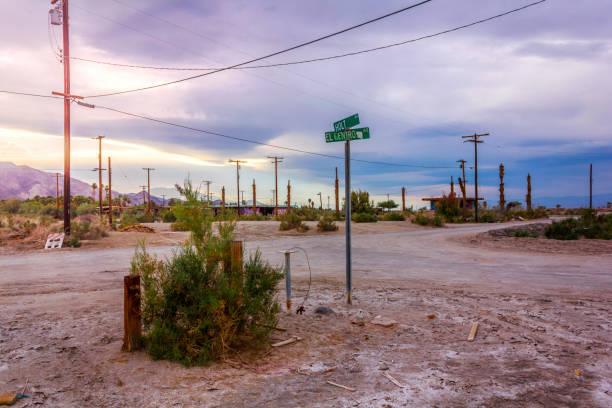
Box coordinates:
[1,0,610,207]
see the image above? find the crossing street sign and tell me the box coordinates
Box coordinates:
[325,127,370,143]
[333,113,360,132]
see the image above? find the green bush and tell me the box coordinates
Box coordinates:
[317,215,338,231]
[279,212,309,232]
[132,180,283,366]
[513,230,538,238]
[240,213,267,221]
[413,212,444,227]
[76,203,97,216]
[352,212,378,223]
[546,211,612,240]
[162,211,177,223]
[19,201,42,215]
[170,221,190,231]
[350,190,375,214]
[138,212,155,223]
[70,220,108,240]
[293,206,320,221]
[479,210,497,223]
[120,212,139,229]
[382,212,406,221]
[65,236,82,248]
[436,193,460,221]
[2,198,22,214]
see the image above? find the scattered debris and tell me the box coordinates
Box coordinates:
[382,372,406,388]
[371,315,398,327]
[0,379,29,406]
[427,314,436,320]
[297,362,336,375]
[326,380,356,392]
[271,336,302,348]
[315,306,335,315]
[467,322,479,341]
[574,369,581,376]
[115,359,128,363]
[118,224,155,233]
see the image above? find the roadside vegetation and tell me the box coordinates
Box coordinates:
[546,210,612,240]
[130,181,283,365]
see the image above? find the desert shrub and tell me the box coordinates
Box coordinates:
[120,212,139,229]
[162,211,177,223]
[513,230,538,238]
[546,211,612,240]
[479,210,497,223]
[2,198,22,214]
[38,215,56,227]
[40,204,57,217]
[436,193,460,221]
[240,213,267,221]
[19,201,42,215]
[317,215,338,231]
[132,181,283,366]
[70,220,108,240]
[279,212,309,232]
[350,190,375,214]
[65,237,82,247]
[170,221,190,231]
[76,203,97,216]
[413,212,444,227]
[137,212,155,223]
[382,212,405,221]
[293,206,320,221]
[352,212,377,223]
[378,200,398,212]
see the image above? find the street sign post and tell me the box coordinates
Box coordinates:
[325,127,370,143]
[333,113,360,132]
[324,114,369,304]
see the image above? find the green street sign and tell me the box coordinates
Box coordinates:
[333,113,360,132]
[325,127,370,143]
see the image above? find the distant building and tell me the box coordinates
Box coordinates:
[422,197,483,211]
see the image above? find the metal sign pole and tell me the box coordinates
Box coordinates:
[345,139,352,304]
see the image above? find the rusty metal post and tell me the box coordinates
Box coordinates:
[231,240,243,272]
[122,275,141,352]
[252,179,257,215]
[287,180,291,213]
[222,186,226,216]
[401,186,405,212]
[284,251,292,312]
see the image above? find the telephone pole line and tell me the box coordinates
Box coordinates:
[457,159,467,219]
[202,180,212,204]
[161,194,166,208]
[228,159,246,215]
[461,133,488,222]
[55,172,62,219]
[142,168,155,213]
[140,185,147,206]
[317,192,323,210]
[590,163,593,209]
[267,156,283,215]
[92,136,105,219]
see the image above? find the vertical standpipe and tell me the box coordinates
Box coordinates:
[284,251,292,311]
[345,140,352,304]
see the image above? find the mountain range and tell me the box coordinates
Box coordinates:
[0,162,163,205]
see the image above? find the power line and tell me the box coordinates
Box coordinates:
[0,89,455,169]
[71,1,545,73]
[82,1,433,98]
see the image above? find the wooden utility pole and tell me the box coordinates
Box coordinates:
[161,194,166,209]
[461,133,488,222]
[240,190,245,206]
[526,173,532,211]
[287,180,291,213]
[457,159,467,219]
[203,180,212,204]
[221,186,226,216]
[140,186,147,206]
[499,164,505,214]
[317,192,323,210]
[401,187,406,212]
[55,173,61,219]
[450,176,454,195]
[60,0,72,234]
[92,136,105,219]
[590,164,593,209]
[122,275,141,352]
[108,157,112,227]
[252,179,257,215]
[334,167,339,217]
[267,156,283,215]
[228,159,246,216]
[142,168,155,213]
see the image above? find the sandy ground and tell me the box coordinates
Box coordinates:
[1,220,611,407]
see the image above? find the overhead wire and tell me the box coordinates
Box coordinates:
[81,0,434,98]
[70,0,546,73]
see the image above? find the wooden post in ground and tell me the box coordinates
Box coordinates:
[231,240,243,273]
[222,186,226,217]
[287,180,291,213]
[401,187,406,212]
[526,174,532,211]
[122,275,141,352]
[252,179,257,215]
[335,167,339,217]
[499,164,505,215]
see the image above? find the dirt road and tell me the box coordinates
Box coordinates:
[1,221,611,407]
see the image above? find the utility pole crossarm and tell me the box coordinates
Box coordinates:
[228,159,247,214]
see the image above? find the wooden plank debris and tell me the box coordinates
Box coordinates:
[271,336,302,348]
[468,322,479,341]
[326,381,356,392]
[382,372,406,388]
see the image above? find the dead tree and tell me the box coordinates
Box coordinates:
[499,164,505,215]
[526,174,532,211]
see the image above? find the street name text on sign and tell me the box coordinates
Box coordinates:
[325,127,370,143]
[333,113,360,132]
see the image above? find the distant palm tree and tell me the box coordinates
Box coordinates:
[91,183,97,202]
